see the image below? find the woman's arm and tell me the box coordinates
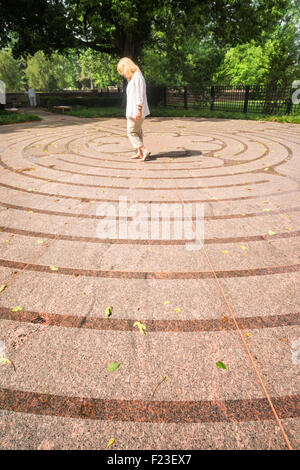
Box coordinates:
[135,74,144,120]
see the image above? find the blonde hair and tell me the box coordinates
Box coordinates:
[117,57,141,80]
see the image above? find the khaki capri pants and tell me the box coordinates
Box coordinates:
[127,117,144,149]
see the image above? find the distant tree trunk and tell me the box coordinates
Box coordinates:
[121,34,137,108]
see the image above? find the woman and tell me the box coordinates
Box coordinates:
[117,57,151,161]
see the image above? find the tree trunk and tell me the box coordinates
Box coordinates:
[121,34,138,108]
[123,33,135,60]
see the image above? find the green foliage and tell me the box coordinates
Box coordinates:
[25,51,76,91]
[66,105,300,123]
[0,112,42,125]
[0,49,25,91]
[213,1,300,87]
[77,50,121,89]
[0,0,292,61]
[0,1,299,91]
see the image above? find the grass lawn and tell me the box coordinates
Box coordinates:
[0,110,42,125]
[65,105,300,123]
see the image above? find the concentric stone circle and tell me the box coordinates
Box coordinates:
[0,110,299,450]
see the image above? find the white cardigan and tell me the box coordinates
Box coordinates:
[126,71,150,119]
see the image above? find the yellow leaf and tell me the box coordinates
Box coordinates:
[133,321,146,335]
[27,210,33,214]
[0,357,13,367]
[245,332,250,337]
[11,305,23,312]
[37,240,44,244]
[49,265,58,271]
[0,284,6,293]
[239,246,248,250]
[107,438,115,449]
[222,250,229,254]
[164,300,171,305]
[0,352,15,371]
[174,308,181,313]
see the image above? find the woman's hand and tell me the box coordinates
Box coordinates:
[135,108,142,121]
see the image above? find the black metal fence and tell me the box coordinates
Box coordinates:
[163,85,300,115]
[5,84,300,115]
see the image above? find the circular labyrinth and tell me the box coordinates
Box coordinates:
[0,111,299,449]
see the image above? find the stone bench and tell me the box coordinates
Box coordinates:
[52,105,72,114]
[4,108,20,113]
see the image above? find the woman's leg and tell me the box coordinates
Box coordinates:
[134,120,151,160]
[127,118,144,158]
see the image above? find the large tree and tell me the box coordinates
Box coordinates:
[0,0,292,61]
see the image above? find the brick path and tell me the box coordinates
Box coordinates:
[0,109,299,449]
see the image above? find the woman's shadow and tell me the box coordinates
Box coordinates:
[147,150,203,161]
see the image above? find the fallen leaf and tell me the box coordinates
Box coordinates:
[268,230,275,236]
[133,321,146,335]
[222,250,229,254]
[106,361,120,372]
[0,357,16,371]
[174,308,181,313]
[239,245,248,250]
[11,305,23,312]
[107,438,115,449]
[164,300,171,305]
[151,376,167,398]
[49,265,58,271]
[105,306,113,318]
[37,240,44,244]
[0,284,7,293]
[278,337,289,343]
[245,332,250,337]
[216,361,227,370]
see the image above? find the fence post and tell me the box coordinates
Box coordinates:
[244,85,250,113]
[184,86,188,109]
[210,86,215,111]
[163,86,167,107]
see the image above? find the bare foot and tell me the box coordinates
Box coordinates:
[142,150,151,161]
[130,152,142,159]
